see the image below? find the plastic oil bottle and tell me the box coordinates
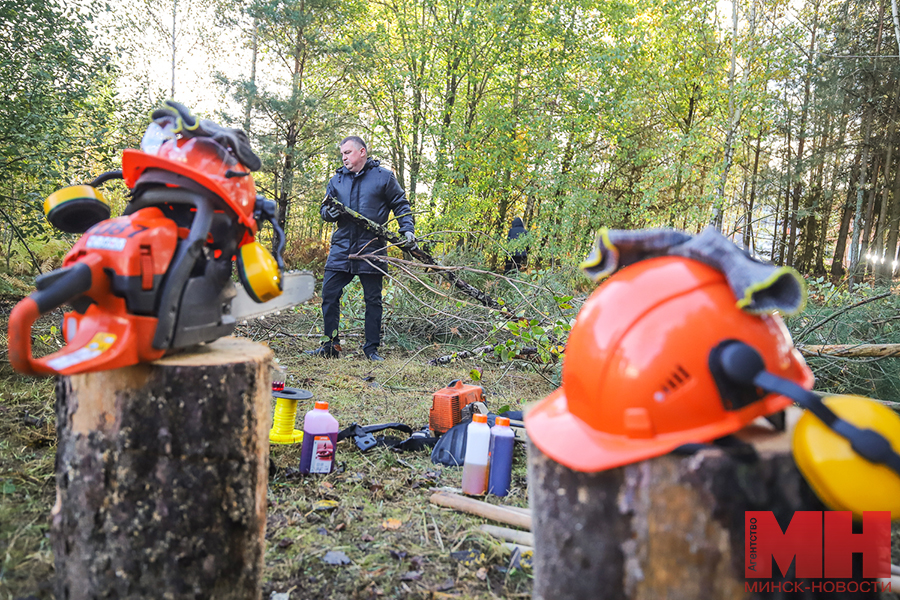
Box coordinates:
[487,417,515,496]
[461,414,491,495]
[299,401,339,475]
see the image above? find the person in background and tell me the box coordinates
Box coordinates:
[307,136,415,361]
[505,217,528,274]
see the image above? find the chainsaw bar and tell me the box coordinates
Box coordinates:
[231,270,315,321]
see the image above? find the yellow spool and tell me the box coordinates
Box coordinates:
[269,387,313,445]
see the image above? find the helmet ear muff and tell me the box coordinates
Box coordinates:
[44,185,111,233]
[237,241,282,303]
[792,395,900,519]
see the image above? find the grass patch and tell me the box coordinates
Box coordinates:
[256,313,550,597]
[0,361,56,599]
[0,303,553,599]
[2,273,900,598]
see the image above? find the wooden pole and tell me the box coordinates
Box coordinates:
[51,337,273,600]
[480,524,534,546]
[527,421,878,600]
[429,491,532,530]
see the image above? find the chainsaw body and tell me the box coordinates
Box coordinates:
[8,101,291,377]
[429,380,486,436]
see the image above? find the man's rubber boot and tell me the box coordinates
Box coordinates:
[306,342,341,358]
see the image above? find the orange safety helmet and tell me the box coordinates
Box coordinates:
[121,101,260,244]
[525,256,814,473]
[122,137,257,236]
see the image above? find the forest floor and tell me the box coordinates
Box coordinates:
[3,275,900,599]
[0,301,555,600]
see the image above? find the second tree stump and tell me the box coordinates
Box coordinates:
[527,418,878,600]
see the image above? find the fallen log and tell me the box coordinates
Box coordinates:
[427,344,539,366]
[323,196,505,311]
[429,491,532,530]
[797,343,900,358]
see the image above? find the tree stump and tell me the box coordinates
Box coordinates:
[527,416,878,600]
[52,337,273,600]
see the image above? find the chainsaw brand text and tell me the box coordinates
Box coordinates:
[745,510,891,578]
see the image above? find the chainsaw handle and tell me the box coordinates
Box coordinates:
[88,170,123,188]
[32,263,93,313]
[8,263,93,376]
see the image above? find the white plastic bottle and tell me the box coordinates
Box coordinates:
[461,414,491,495]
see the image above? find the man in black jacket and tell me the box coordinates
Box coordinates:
[307,136,415,361]
[505,217,528,273]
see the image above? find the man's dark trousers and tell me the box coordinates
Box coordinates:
[321,269,383,355]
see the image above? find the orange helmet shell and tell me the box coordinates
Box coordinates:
[121,137,257,234]
[526,256,814,473]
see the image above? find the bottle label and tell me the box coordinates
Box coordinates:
[310,435,334,474]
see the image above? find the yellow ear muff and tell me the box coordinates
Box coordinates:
[792,395,900,520]
[44,185,111,234]
[237,241,282,303]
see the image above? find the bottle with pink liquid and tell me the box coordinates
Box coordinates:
[461,414,491,495]
[299,401,339,474]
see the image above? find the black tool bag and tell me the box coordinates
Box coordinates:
[430,411,525,467]
[337,422,436,453]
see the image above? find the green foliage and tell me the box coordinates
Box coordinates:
[789,282,900,402]
[492,312,572,366]
[0,0,134,277]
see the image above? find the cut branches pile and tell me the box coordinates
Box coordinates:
[324,196,577,366]
[323,196,506,312]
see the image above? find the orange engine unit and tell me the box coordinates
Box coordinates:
[429,379,485,436]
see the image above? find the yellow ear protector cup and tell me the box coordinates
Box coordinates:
[713,341,900,520]
[44,185,111,234]
[237,241,283,303]
[792,395,900,519]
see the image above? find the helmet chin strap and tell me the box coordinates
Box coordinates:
[715,340,900,477]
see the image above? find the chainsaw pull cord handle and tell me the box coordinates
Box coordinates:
[8,262,93,376]
[714,340,900,476]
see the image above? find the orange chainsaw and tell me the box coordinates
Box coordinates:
[8,101,313,376]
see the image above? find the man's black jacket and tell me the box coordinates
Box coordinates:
[322,158,414,274]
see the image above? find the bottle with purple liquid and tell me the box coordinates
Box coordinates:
[299,401,339,474]
[488,417,515,496]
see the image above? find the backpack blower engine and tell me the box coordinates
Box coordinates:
[8,100,313,376]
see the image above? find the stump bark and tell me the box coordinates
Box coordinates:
[528,417,877,600]
[52,337,273,600]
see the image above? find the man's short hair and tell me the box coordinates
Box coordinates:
[340,136,367,150]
